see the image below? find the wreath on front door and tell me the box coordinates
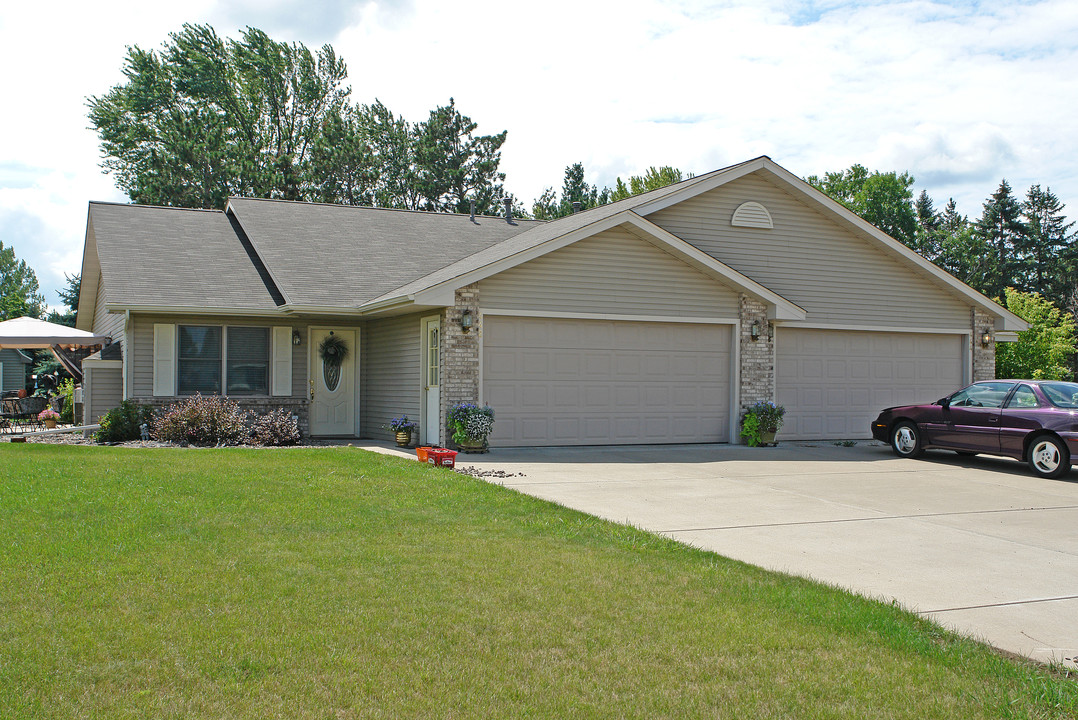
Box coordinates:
[319,334,349,392]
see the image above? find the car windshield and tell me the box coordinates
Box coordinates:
[1039,382,1078,408]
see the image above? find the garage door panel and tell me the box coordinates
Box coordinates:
[484,316,731,446]
[779,328,963,440]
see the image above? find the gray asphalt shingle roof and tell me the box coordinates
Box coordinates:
[89,203,280,311]
[226,199,543,308]
[368,160,754,303]
[89,159,751,313]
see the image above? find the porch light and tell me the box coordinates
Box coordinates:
[460,309,474,333]
[750,320,761,341]
[292,330,302,346]
[981,331,992,348]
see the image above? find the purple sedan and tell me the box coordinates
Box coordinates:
[870,380,1078,479]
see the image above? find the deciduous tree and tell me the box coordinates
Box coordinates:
[996,288,1076,380]
[89,23,350,208]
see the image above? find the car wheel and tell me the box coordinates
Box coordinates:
[890,421,924,458]
[1027,435,1071,479]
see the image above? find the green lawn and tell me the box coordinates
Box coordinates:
[0,445,1074,719]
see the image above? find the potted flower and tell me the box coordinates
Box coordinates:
[447,402,495,453]
[38,407,61,429]
[382,416,419,447]
[740,401,785,447]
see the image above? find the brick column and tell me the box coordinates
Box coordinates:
[739,294,775,440]
[971,308,996,382]
[440,284,481,446]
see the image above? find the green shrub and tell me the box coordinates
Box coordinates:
[95,401,155,443]
[152,394,249,446]
[58,379,75,424]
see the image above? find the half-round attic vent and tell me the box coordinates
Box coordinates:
[731,201,773,229]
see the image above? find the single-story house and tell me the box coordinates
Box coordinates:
[0,348,32,395]
[75,156,1025,446]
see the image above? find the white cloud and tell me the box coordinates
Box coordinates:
[2,0,1077,303]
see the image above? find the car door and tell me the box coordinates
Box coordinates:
[998,383,1043,457]
[931,381,1015,452]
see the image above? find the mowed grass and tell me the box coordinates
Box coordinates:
[0,446,1074,719]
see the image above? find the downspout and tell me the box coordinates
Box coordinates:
[123,310,131,400]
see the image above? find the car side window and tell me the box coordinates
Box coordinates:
[949,382,1016,409]
[1005,385,1038,409]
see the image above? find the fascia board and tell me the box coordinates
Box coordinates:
[224,199,295,306]
[106,304,288,317]
[751,162,1029,332]
[277,304,365,316]
[408,211,645,302]
[621,212,807,321]
[632,157,768,216]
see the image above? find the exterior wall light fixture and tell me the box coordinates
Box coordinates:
[751,320,761,341]
[981,331,992,348]
[292,330,302,346]
[460,309,474,333]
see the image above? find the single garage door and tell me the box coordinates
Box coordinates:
[483,316,732,446]
[777,328,965,440]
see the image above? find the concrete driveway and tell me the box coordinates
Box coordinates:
[433,441,1078,668]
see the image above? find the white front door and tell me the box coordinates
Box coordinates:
[422,318,440,445]
[309,327,356,436]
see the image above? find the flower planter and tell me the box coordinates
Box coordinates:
[455,438,488,454]
[394,430,412,447]
[43,419,57,429]
[759,431,776,446]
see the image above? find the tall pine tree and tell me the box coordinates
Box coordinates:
[1019,185,1076,308]
[972,180,1026,300]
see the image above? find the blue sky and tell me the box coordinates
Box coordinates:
[1,0,1076,308]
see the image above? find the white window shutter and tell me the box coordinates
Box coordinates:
[153,324,176,396]
[271,326,293,396]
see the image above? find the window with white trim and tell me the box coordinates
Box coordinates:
[177,325,270,396]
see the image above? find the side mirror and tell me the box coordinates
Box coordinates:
[937,397,950,409]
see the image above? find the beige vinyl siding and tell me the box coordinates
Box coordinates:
[130,314,321,399]
[361,312,424,438]
[0,350,29,393]
[478,227,739,317]
[85,365,123,423]
[647,174,972,328]
[91,272,125,346]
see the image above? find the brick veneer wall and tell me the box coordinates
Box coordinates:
[131,396,311,437]
[971,307,997,382]
[738,294,774,440]
[440,284,481,447]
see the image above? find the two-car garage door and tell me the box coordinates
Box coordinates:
[777,328,965,440]
[483,316,731,446]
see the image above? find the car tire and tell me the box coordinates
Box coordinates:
[1027,435,1071,479]
[890,421,924,459]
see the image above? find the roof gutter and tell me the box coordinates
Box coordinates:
[106,304,287,317]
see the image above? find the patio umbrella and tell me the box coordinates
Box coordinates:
[0,316,110,349]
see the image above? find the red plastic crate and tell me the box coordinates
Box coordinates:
[427,448,458,468]
[416,446,433,462]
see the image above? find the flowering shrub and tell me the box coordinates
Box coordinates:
[152,394,249,446]
[740,401,785,446]
[96,401,156,443]
[250,408,301,446]
[746,401,785,432]
[447,402,495,444]
[382,415,418,433]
